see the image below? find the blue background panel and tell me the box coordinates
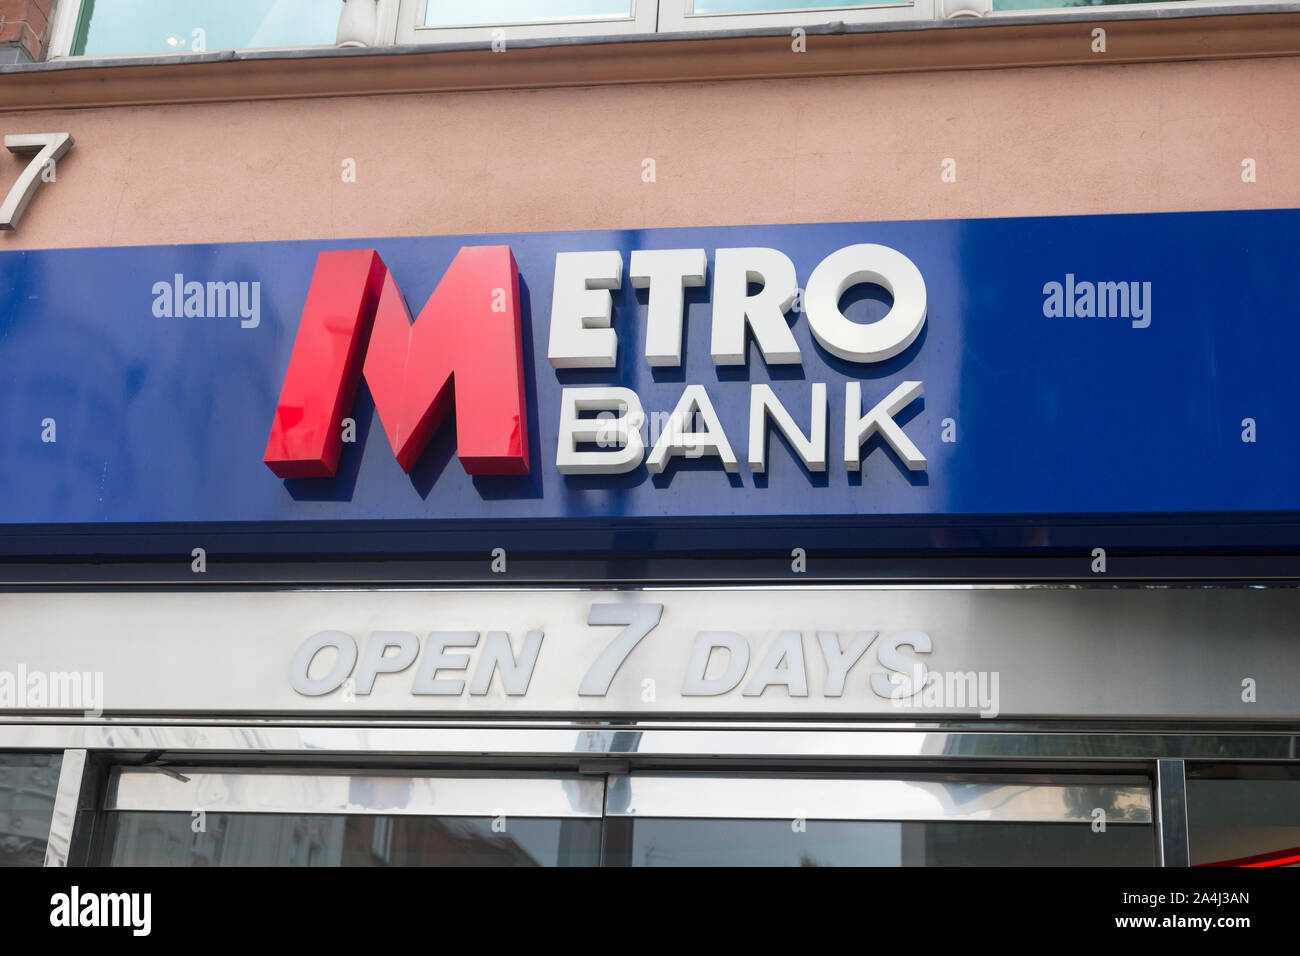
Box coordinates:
[0,208,1295,559]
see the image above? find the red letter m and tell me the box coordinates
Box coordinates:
[264,246,529,478]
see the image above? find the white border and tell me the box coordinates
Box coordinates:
[46,0,81,58]
[396,0,658,44]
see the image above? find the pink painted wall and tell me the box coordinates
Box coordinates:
[2,54,1297,251]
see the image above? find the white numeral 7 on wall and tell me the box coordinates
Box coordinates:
[578,603,664,697]
[0,132,74,231]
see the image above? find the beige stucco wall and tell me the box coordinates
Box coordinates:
[2,54,1298,251]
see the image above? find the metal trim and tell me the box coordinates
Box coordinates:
[6,555,1300,585]
[42,749,86,867]
[1156,758,1191,866]
[106,768,604,817]
[605,773,1152,823]
[2,723,1297,761]
[6,584,1300,721]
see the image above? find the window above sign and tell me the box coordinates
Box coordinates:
[401,0,657,42]
[63,0,358,56]
[46,0,1283,57]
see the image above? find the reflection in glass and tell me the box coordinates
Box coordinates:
[0,752,63,867]
[424,1,633,27]
[604,818,1155,866]
[692,1,900,11]
[99,812,602,867]
[1188,767,1300,867]
[72,0,344,56]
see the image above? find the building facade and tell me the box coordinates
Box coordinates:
[1,0,1299,868]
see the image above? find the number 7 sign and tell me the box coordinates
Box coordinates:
[0,132,74,231]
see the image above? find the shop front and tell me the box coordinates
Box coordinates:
[2,211,1299,867]
[3,584,1300,867]
[2,0,1300,870]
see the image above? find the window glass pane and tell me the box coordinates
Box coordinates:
[424,1,633,27]
[691,1,903,13]
[1188,767,1300,867]
[0,752,63,868]
[605,818,1155,866]
[72,0,344,56]
[994,0,1185,9]
[99,812,602,866]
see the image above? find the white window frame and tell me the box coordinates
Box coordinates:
[983,0,1275,18]
[46,0,402,60]
[43,0,1294,58]
[396,0,658,45]
[657,0,934,31]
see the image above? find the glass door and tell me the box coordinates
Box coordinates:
[98,768,604,867]
[1187,764,1300,867]
[601,773,1157,866]
[0,752,64,867]
[93,766,1156,867]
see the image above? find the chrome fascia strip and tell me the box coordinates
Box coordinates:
[1156,758,1191,867]
[606,774,1151,823]
[5,583,1294,593]
[1,723,1297,761]
[42,748,86,867]
[8,585,1300,719]
[106,768,605,817]
[2,714,1298,733]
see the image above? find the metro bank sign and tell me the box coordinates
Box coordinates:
[264,242,928,484]
[3,208,1298,557]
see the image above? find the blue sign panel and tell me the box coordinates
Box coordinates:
[1,208,1296,558]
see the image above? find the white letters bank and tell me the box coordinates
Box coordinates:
[547,244,929,476]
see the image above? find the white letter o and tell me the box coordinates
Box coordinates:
[805,243,926,363]
[290,630,358,696]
